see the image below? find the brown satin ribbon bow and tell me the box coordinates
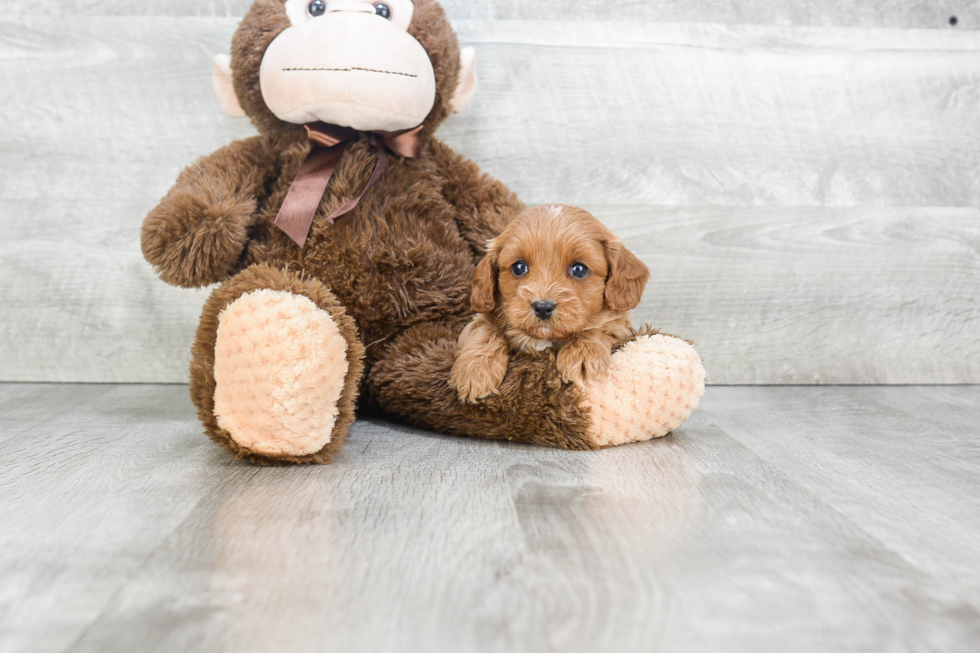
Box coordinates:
[274,122,425,248]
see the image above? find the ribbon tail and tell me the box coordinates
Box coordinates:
[275,144,347,248]
[275,125,418,247]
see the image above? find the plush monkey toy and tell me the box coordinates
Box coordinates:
[142,0,706,464]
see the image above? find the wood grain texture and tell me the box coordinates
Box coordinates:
[448,20,980,208]
[4,0,978,29]
[1,384,979,653]
[706,386,980,613]
[609,206,980,385]
[4,19,980,208]
[4,204,977,384]
[1,17,979,384]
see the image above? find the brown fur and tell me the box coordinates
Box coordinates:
[369,320,597,450]
[142,0,614,461]
[450,206,648,401]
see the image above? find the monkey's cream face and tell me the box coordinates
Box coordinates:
[260,0,436,132]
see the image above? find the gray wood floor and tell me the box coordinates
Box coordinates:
[1,384,978,652]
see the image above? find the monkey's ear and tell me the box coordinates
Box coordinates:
[450,47,478,114]
[604,239,650,312]
[212,54,246,118]
[471,238,500,314]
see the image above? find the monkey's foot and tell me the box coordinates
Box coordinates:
[579,334,705,448]
[213,289,351,458]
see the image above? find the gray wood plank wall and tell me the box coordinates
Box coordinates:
[3,1,978,28]
[1,4,978,384]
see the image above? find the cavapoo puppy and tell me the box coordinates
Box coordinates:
[450,204,650,403]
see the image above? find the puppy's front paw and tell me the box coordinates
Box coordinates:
[450,349,509,403]
[557,340,611,388]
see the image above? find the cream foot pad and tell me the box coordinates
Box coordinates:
[580,334,706,448]
[213,290,350,457]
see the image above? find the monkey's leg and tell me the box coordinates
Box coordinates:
[366,322,704,449]
[190,264,365,465]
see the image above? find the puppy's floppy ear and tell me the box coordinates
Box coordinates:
[471,238,501,314]
[604,239,650,312]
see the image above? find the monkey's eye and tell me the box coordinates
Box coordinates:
[374,3,391,19]
[511,261,529,277]
[307,0,326,17]
[570,263,590,279]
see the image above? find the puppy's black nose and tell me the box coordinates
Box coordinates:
[532,300,557,320]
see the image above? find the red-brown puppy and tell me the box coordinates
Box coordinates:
[450,204,650,403]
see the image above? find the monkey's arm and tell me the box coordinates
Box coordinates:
[141,134,281,288]
[430,139,525,257]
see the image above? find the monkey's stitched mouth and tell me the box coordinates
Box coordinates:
[282,67,418,78]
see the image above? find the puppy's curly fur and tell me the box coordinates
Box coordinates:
[450,205,650,402]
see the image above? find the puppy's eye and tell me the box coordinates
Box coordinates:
[308,0,326,17]
[570,263,590,279]
[374,2,391,18]
[511,261,529,277]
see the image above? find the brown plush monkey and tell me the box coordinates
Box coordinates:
[142,0,706,464]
